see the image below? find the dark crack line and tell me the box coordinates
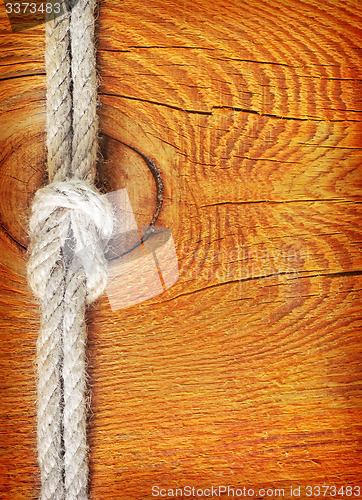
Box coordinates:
[161,270,299,303]
[100,92,358,122]
[199,198,360,207]
[0,222,27,252]
[293,270,362,280]
[215,57,292,67]
[100,91,212,115]
[0,72,45,82]
[162,269,362,303]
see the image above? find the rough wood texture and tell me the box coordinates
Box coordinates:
[0,0,361,498]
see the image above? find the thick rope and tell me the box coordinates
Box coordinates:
[28,181,113,498]
[70,0,98,182]
[45,4,72,182]
[28,1,107,498]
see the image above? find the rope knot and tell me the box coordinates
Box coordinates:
[28,179,114,304]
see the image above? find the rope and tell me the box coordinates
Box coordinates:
[28,2,111,498]
[45,5,71,182]
[70,0,98,182]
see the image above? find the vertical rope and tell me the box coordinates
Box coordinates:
[62,256,89,499]
[33,227,67,499]
[28,182,113,499]
[34,7,72,497]
[29,1,104,498]
[70,0,98,182]
[45,4,72,182]
[64,0,98,496]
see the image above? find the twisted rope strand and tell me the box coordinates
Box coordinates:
[29,208,69,499]
[45,4,72,182]
[63,256,88,499]
[70,0,98,182]
[40,13,73,491]
[31,0,105,494]
[65,5,99,490]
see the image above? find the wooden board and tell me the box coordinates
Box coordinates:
[0,0,361,498]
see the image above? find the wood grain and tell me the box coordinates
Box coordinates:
[0,0,361,498]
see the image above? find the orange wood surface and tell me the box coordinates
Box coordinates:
[0,0,361,498]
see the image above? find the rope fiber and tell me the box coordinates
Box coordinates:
[27,1,112,498]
